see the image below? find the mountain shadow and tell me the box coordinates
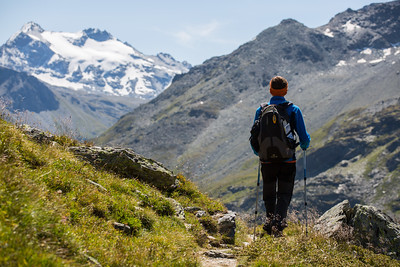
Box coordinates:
[0,67,59,113]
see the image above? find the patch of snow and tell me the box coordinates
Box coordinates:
[334,184,347,194]
[48,54,62,65]
[370,58,383,64]
[383,48,391,57]
[134,77,154,96]
[343,20,361,33]
[357,59,367,63]
[361,48,372,55]
[33,72,83,90]
[103,83,115,94]
[336,60,347,67]
[323,28,334,38]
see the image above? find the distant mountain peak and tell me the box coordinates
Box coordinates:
[279,18,302,25]
[21,21,44,34]
[82,28,113,42]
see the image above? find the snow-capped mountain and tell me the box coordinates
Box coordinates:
[0,22,191,99]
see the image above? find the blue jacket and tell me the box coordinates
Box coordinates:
[252,96,311,160]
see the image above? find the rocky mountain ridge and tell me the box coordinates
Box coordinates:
[0,66,59,113]
[96,1,400,216]
[294,100,400,215]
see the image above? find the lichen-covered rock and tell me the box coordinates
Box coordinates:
[351,204,400,258]
[69,146,177,190]
[314,200,400,259]
[314,199,352,237]
[21,124,55,144]
[213,211,236,243]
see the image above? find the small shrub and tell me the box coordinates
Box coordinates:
[135,209,155,230]
[53,115,80,141]
[138,192,175,216]
[125,216,142,235]
[199,215,218,234]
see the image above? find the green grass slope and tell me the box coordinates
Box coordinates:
[0,118,227,266]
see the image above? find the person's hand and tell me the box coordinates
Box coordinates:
[300,141,309,151]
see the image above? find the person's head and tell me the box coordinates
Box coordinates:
[269,76,288,97]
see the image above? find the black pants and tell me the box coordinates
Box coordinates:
[261,162,296,226]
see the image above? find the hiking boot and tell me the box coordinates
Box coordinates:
[271,226,283,237]
[276,220,287,232]
[262,223,272,236]
[271,219,287,237]
[262,217,275,236]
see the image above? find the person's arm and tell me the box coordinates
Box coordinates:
[292,106,311,150]
[253,106,261,123]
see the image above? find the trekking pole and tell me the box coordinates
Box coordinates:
[303,149,308,236]
[253,160,261,241]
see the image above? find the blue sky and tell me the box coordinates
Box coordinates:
[0,0,392,65]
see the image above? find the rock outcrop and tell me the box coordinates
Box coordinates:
[20,125,178,191]
[314,200,400,259]
[69,146,177,191]
[213,211,237,243]
[186,207,237,245]
[21,124,56,144]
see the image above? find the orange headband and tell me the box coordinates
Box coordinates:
[269,80,288,96]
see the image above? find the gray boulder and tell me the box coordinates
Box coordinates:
[313,199,352,238]
[21,124,55,144]
[69,146,177,190]
[351,204,400,258]
[213,211,236,243]
[314,200,400,259]
[20,125,178,191]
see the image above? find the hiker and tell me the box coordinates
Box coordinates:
[250,76,310,236]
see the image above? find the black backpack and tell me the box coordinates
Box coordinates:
[250,102,298,162]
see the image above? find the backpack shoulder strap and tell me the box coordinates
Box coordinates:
[258,102,269,119]
[277,102,297,136]
[276,102,291,119]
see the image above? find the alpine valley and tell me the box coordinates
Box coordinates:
[97,1,400,218]
[0,22,190,138]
